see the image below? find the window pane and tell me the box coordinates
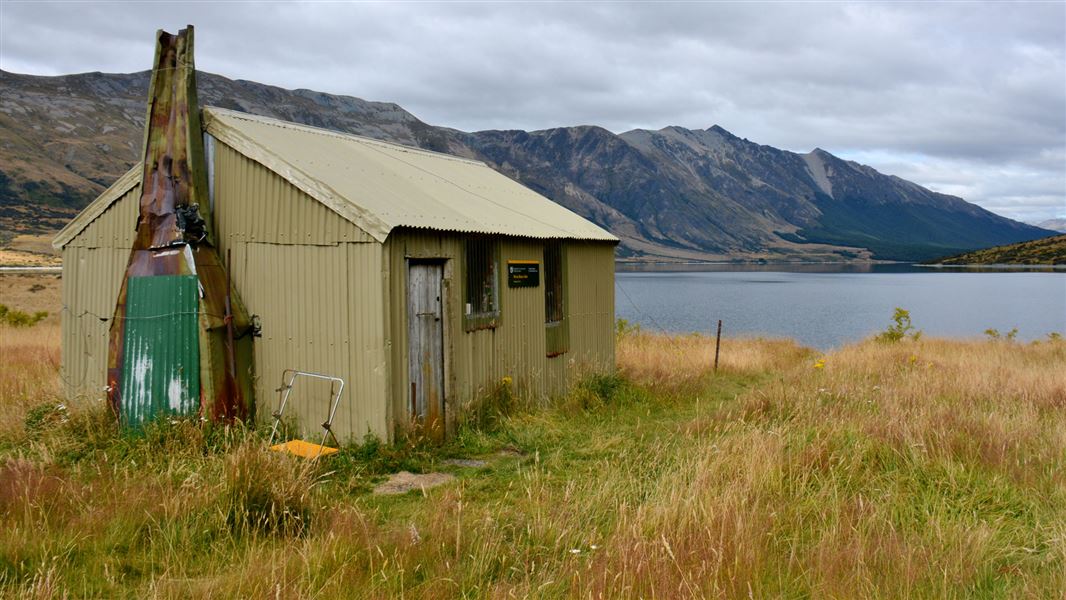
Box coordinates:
[465,238,497,316]
[544,242,563,323]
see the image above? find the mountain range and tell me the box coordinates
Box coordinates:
[0,69,1054,261]
[1033,218,1066,233]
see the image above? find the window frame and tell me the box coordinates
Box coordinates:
[544,241,569,356]
[462,237,501,332]
[544,241,564,325]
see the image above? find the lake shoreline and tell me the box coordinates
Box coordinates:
[616,267,1065,349]
[917,263,1065,271]
[617,261,1066,273]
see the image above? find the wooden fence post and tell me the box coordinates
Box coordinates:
[714,319,722,373]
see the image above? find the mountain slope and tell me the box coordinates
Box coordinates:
[0,69,1054,260]
[1034,218,1066,233]
[788,149,1045,261]
[931,234,1066,265]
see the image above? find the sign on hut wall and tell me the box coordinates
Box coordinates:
[507,260,540,288]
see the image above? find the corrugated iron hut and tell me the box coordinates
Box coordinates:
[55,107,618,441]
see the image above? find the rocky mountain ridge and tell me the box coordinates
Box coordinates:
[0,69,1053,260]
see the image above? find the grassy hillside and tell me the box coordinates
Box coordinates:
[931,234,1066,265]
[2,303,1065,596]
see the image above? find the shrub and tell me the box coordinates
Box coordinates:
[984,327,1018,341]
[564,373,634,412]
[875,307,921,343]
[0,304,48,327]
[616,318,641,338]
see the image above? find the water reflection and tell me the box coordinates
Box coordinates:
[614,264,1066,349]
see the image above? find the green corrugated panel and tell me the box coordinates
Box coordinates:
[120,275,201,428]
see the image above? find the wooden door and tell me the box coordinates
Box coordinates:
[408,261,445,434]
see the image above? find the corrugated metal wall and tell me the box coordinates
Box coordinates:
[65,185,140,250]
[212,142,389,441]
[384,230,615,431]
[222,240,388,441]
[60,184,139,400]
[563,240,616,369]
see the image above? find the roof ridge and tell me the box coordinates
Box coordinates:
[202,106,485,166]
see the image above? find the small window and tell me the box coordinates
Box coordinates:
[544,242,568,356]
[464,238,499,329]
[544,242,564,324]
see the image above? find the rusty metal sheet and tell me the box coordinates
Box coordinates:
[119,275,200,427]
[106,26,254,425]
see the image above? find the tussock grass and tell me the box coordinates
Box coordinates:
[1,324,1064,597]
[223,442,317,536]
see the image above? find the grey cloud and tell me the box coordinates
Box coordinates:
[1,1,1062,220]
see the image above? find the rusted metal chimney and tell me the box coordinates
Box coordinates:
[107,26,254,427]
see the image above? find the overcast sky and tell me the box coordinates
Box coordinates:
[2,1,1064,222]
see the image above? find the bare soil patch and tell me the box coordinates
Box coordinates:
[372,471,456,495]
[442,458,488,468]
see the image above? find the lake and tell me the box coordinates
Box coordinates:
[614,264,1066,349]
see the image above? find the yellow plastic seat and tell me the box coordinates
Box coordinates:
[270,439,339,459]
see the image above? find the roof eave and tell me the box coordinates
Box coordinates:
[386,224,618,243]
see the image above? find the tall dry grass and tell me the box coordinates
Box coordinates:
[617,331,812,389]
[1,323,1064,597]
[0,323,61,436]
[579,335,1066,597]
